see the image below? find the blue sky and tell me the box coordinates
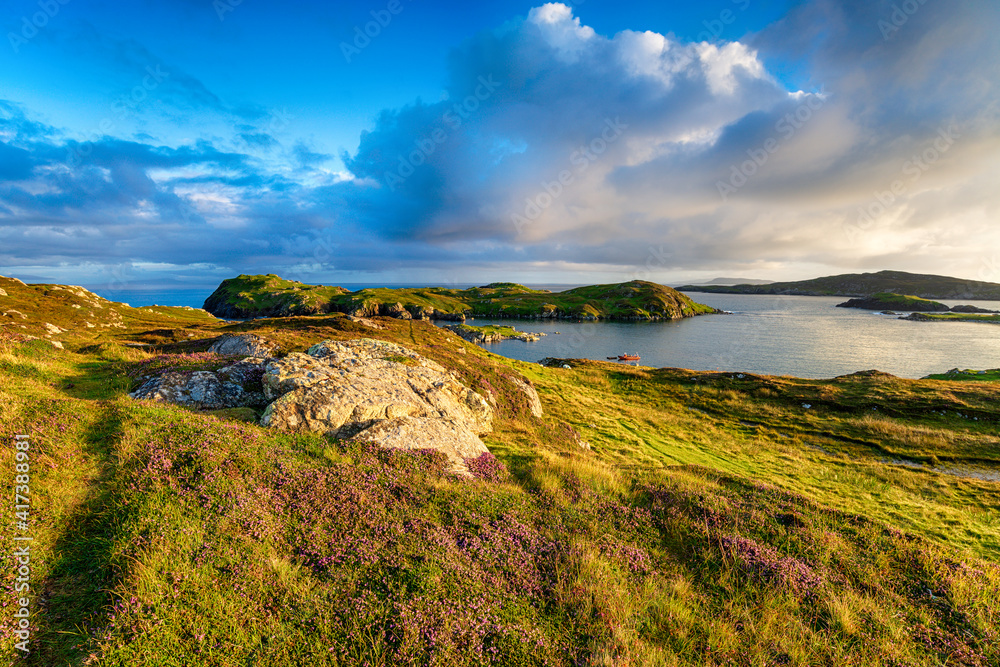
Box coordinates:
[1,0,998,290]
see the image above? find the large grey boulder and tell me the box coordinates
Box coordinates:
[261,339,492,436]
[260,338,494,474]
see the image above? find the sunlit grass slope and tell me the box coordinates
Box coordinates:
[0,295,998,666]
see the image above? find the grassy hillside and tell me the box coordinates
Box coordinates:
[201,274,351,319]
[0,275,220,345]
[2,279,1000,665]
[202,276,719,322]
[678,270,1000,300]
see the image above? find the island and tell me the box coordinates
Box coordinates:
[202,274,721,322]
[444,323,545,343]
[677,269,1000,300]
[835,292,950,312]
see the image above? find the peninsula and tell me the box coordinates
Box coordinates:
[677,269,1000,300]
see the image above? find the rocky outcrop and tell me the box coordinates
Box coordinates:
[208,333,278,358]
[127,336,515,474]
[130,358,268,409]
[347,315,385,329]
[348,417,488,476]
[950,305,999,314]
[259,338,494,474]
[381,302,412,319]
[445,324,544,344]
[510,376,544,417]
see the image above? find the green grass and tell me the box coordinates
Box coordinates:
[1,300,1000,665]
[924,369,1000,381]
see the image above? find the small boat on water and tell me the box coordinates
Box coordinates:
[618,353,640,361]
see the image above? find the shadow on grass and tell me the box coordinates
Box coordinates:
[27,402,133,666]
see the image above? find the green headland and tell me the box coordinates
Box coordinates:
[202,274,720,321]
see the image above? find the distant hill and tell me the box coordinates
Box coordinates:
[203,274,720,321]
[677,270,1000,300]
[681,277,775,286]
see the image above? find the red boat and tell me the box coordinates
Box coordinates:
[618,354,640,361]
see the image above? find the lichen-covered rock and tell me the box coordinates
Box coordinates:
[261,345,492,435]
[208,333,277,358]
[306,338,444,371]
[130,359,268,409]
[262,352,345,399]
[260,338,494,473]
[350,417,489,476]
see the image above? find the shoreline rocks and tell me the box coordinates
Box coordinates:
[445,324,545,344]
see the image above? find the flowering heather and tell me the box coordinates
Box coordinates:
[597,536,656,576]
[465,452,509,482]
[720,534,824,596]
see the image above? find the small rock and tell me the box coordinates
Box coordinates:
[50,341,63,349]
[208,333,277,358]
[130,359,268,410]
[562,364,571,370]
[509,376,543,417]
[802,403,812,409]
[0,288,7,297]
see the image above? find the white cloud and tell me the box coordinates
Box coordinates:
[527,3,596,62]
